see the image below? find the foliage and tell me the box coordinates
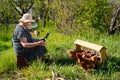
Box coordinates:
[33,0,50,27]
[9,0,34,16]
[75,0,113,31]
[0,0,35,24]
[50,0,78,29]
[0,0,116,33]
[0,0,19,24]
[28,0,116,32]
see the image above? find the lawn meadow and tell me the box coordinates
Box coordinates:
[0,21,120,80]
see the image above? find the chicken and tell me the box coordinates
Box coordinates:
[67,49,100,71]
[76,51,100,71]
[76,53,95,71]
[67,49,83,61]
[80,50,96,59]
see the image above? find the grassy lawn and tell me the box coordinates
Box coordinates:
[0,24,120,80]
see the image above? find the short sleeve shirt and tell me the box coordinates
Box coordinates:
[12,24,33,55]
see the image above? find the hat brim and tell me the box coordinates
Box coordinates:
[20,19,35,23]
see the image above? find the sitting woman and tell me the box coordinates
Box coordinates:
[12,13,47,68]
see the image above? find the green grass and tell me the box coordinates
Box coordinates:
[0,24,120,80]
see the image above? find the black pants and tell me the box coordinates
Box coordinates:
[18,46,47,63]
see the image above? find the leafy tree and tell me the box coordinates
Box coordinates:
[0,0,35,24]
[10,0,34,16]
[33,0,50,27]
[0,0,115,33]
[75,0,113,31]
[48,0,79,33]
[0,0,19,24]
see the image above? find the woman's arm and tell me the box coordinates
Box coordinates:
[20,37,45,48]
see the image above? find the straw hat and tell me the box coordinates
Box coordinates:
[19,13,35,23]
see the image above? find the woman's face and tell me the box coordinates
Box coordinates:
[23,22,31,28]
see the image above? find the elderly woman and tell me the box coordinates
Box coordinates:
[12,13,47,67]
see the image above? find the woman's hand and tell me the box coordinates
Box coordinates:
[38,41,46,46]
